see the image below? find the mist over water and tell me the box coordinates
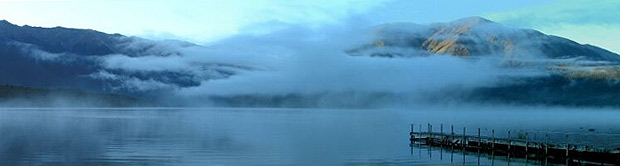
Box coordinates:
[1,107,618,166]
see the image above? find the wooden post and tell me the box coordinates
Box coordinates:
[491,129,495,164]
[451,125,454,146]
[419,124,422,136]
[565,134,569,158]
[525,132,529,163]
[545,134,549,166]
[427,123,431,143]
[439,125,444,161]
[451,124,455,160]
[525,132,529,154]
[463,127,466,150]
[410,124,415,142]
[461,127,466,164]
[419,124,422,142]
[565,133,570,166]
[440,124,444,135]
[477,128,481,166]
[428,125,432,157]
[507,130,512,163]
[492,129,495,150]
[430,124,433,142]
[533,132,538,157]
[440,124,444,143]
[545,134,549,155]
[508,131,511,152]
[477,128,481,148]
[410,124,414,155]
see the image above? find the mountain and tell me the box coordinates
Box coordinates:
[0,20,247,98]
[3,18,620,107]
[0,20,194,57]
[347,16,620,82]
[345,17,620,107]
[456,75,620,107]
[349,17,620,62]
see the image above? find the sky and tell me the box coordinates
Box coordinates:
[0,0,618,54]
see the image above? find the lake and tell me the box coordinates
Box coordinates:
[1,106,619,165]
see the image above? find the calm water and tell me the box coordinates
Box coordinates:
[0,106,619,166]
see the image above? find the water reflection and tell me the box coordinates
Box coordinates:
[0,107,618,166]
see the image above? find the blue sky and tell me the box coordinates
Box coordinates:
[0,0,618,53]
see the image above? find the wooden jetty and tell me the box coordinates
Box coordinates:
[408,124,620,165]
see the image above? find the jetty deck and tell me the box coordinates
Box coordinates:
[408,124,620,165]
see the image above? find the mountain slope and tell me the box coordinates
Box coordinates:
[0,20,195,56]
[0,20,247,97]
[349,17,620,62]
[344,17,620,107]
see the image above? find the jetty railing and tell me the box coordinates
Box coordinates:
[408,124,620,165]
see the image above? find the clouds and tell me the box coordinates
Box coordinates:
[7,41,71,63]
[102,55,189,72]
[487,0,620,27]
[0,0,389,43]
[486,0,620,54]
[0,0,559,45]
[87,70,177,92]
[65,13,552,107]
[166,20,547,107]
[177,56,507,96]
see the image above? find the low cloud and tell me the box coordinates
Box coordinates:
[486,0,620,54]
[159,21,547,107]
[87,70,177,93]
[10,41,69,62]
[102,55,189,72]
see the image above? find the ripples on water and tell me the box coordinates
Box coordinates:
[0,107,618,166]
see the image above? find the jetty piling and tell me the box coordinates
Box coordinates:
[408,124,620,165]
[463,127,466,151]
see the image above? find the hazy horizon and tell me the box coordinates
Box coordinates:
[1,0,619,54]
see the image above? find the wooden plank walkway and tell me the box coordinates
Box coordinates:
[408,124,620,165]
